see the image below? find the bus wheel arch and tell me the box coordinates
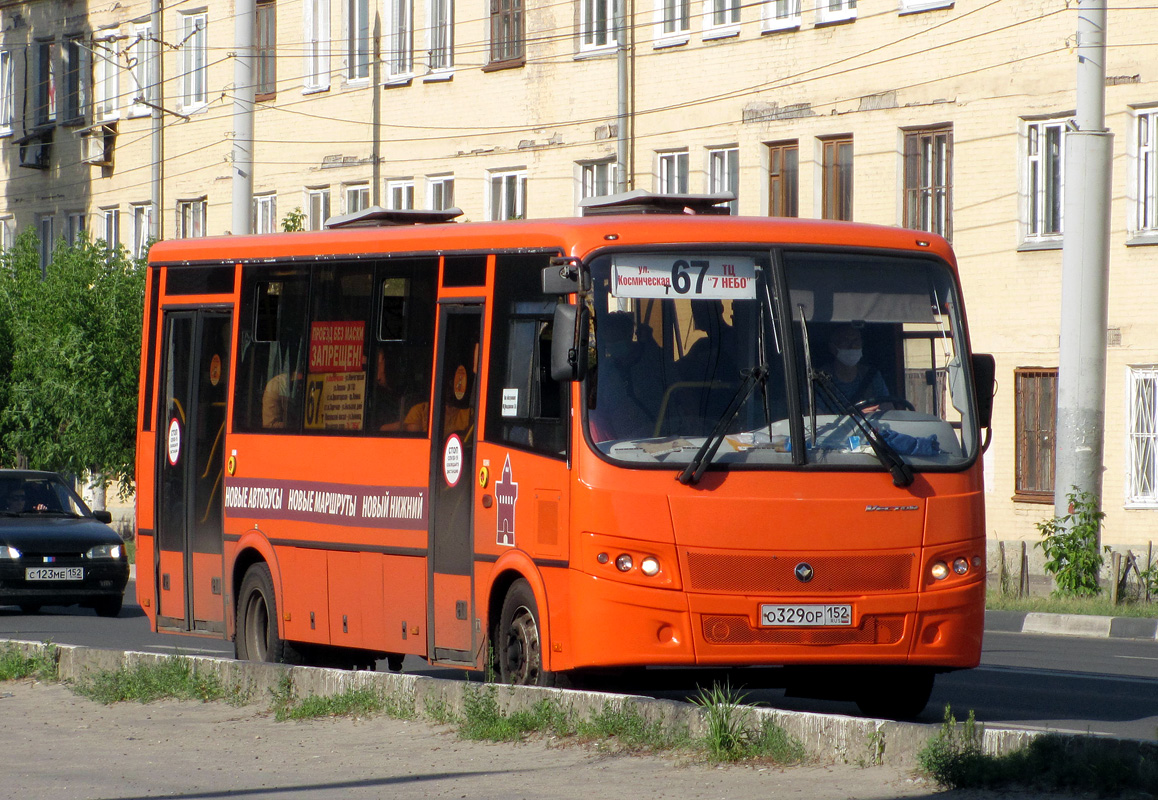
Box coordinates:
[494,576,556,687]
[235,561,301,664]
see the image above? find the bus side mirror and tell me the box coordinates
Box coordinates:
[551,303,589,382]
[542,263,578,295]
[971,353,996,428]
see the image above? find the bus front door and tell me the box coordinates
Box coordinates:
[428,305,483,663]
[155,308,232,635]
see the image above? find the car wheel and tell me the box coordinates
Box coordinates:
[235,563,297,663]
[94,597,123,618]
[496,579,556,687]
[19,604,41,615]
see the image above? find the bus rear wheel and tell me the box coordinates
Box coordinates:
[854,667,935,720]
[497,579,555,687]
[236,563,297,664]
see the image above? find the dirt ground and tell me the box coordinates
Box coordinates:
[0,680,1060,800]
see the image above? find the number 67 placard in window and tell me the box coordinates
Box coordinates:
[611,255,757,300]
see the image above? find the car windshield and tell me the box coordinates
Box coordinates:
[0,475,90,516]
[584,249,979,472]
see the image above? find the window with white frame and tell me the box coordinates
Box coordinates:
[1135,109,1158,236]
[176,198,207,239]
[35,39,56,126]
[581,0,618,51]
[100,207,120,249]
[428,0,453,72]
[306,187,331,229]
[128,22,157,117]
[178,12,208,111]
[0,216,14,251]
[94,31,120,122]
[763,0,800,31]
[708,146,738,213]
[38,215,54,272]
[64,35,88,123]
[0,50,14,135]
[705,0,740,36]
[428,176,455,210]
[132,203,154,258]
[816,0,855,25]
[657,150,689,194]
[489,170,527,220]
[1024,118,1066,241]
[348,0,371,80]
[345,183,370,213]
[1128,366,1158,507]
[581,160,617,200]
[254,194,277,233]
[387,180,415,210]
[67,212,86,245]
[656,0,689,42]
[304,0,331,91]
[386,0,413,78]
[903,126,952,239]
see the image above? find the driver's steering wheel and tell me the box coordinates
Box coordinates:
[854,395,915,412]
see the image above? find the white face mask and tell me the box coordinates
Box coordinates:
[835,348,862,367]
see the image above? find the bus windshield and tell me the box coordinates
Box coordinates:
[585,249,979,472]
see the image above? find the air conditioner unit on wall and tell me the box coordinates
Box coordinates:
[17,128,52,170]
[80,122,117,167]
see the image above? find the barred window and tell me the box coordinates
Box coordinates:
[1014,367,1056,502]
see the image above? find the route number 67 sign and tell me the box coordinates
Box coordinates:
[611,255,757,300]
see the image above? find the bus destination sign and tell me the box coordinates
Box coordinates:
[611,256,757,300]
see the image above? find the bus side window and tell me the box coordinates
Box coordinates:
[369,260,438,437]
[233,268,311,433]
[302,265,374,434]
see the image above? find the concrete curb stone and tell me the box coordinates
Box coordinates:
[985,609,1158,640]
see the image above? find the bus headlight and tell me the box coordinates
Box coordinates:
[953,557,969,575]
[640,557,660,577]
[930,561,949,581]
[615,554,634,572]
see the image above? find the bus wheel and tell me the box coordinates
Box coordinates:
[854,668,935,720]
[497,579,555,687]
[236,563,294,663]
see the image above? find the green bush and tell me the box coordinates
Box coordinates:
[1036,488,1108,598]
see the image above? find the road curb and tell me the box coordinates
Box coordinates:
[2,639,1051,769]
[986,609,1158,640]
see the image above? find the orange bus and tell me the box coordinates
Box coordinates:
[135,198,994,718]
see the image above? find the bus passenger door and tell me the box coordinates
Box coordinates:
[428,305,483,663]
[155,308,232,634]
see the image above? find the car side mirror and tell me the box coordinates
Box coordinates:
[971,353,996,429]
[551,303,589,382]
[93,510,113,524]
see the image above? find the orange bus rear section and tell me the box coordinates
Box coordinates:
[135,214,989,716]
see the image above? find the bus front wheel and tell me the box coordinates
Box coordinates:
[236,563,297,664]
[497,579,555,687]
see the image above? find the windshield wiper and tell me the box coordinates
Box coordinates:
[678,365,768,486]
[811,373,914,488]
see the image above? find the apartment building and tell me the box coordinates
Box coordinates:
[2,0,1158,558]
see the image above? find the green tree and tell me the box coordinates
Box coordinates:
[0,229,145,495]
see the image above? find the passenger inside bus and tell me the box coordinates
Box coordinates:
[590,312,665,441]
[262,369,304,428]
[372,348,415,432]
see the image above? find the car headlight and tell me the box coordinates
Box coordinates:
[0,545,20,559]
[86,544,122,559]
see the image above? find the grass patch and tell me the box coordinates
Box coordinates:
[577,701,688,752]
[986,591,1158,618]
[459,685,574,742]
[0,643,57,682]
[919,705,1158,795]
[72,657,239,705]
[692,682,805,764]
[271,674,415,722]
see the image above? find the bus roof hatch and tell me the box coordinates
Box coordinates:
[324,206,464,229]
[579,190,734,217]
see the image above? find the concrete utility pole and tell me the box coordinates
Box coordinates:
[615,0,629,192]
[150,0,162,241]
[232,0,256,235]
[1053,0,1113,538]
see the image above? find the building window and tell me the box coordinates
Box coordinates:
[1135,109,1158,235]
[0,51,12,135]
[304,0,331,91]
[1024,118,1066,241]
[490,0,524,64]
[0,216,15,250]
[428,176,454,210]
[489,170,527,220]
[256,0,277,98]
[132,203,154,258]
[176,198,207,239]
[64,35,88,124]
[100,207,120,249]
[345,183,370,213]
[38,215,54,272]
[581,160,617,201]
[429,0,453,72]
[306,187,331,229]
[128,22,157,117]
[35,39,56,126]
[816,0,856,24]
[763,0,800,31]
[1014,367,1057,502]
[387,180,415,210]
[657,150,689,194]
[348,0,371,80]
[656,0,690,42]
[178,12,208,111]
[386,0,413,78]
[708,146,738,213]
[821,135,853,221]
[705,0,740,35]
[903,126,952,239]
[67,212,86,245]
[254,194,277,233]
[1128,366,1158,507]
[93,32,119,122]
[768,140,798,217]
[581,0,618,50]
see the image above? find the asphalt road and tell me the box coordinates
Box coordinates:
[3,582,1157,740]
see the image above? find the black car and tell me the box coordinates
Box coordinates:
[0,470,129,617]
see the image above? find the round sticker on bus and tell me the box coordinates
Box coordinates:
[167,418,181,466]
[209,354,222,386]
[453,365,468,401]
[443,434,464,487]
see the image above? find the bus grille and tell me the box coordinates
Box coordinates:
[701,614,905,646]
[686,552,914,594]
